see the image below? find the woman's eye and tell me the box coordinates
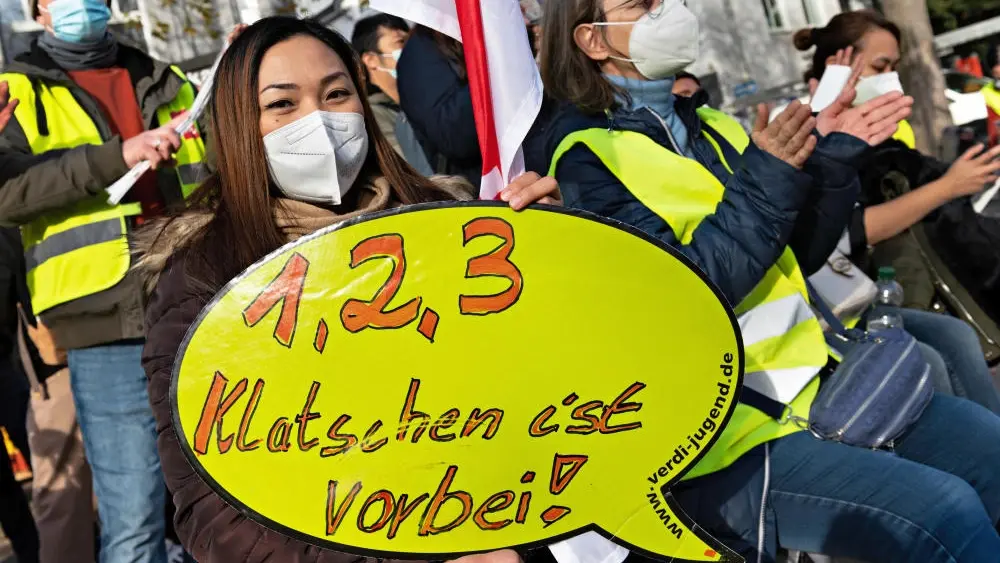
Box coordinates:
[264,99,293,110]
[327,89,351,101]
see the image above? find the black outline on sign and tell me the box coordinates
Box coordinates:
[169,201,747,563]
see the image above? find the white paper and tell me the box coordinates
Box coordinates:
[809,65,852,113]
[106,45,229,205]
[974,176,1000,214]
[549,532,630,563]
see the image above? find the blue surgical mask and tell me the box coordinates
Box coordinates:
[44,0,111,44]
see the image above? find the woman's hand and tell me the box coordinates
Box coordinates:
[941,144,1000,197]
[449,550,521,563]
[751,100,817,169]
[808,46,854,97]
[499,172,560,211]
[227,23,249,45]
[819,92,913,145]
[814,49,914,145]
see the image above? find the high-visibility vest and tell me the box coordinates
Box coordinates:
[983,83,1000,116]
[549,107,829,478]
[892,119,916,149]
[0,68,206,314]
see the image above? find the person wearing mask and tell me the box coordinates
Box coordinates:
[135,17,557,563]
[540,1,1000,561]
[0,89,96,563]
[0,0,209,560]
[796,11,1000,415]
[396,25,484,186]
[351,12,408,155]
[671,71,701,97]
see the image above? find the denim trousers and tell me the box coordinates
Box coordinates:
[892,308,1000,416]
[68,342,167,563]
[676,394,1000,562]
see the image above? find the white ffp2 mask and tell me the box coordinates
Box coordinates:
[263,111,369,205]
[854,72,904,106]
[594,0,700,80]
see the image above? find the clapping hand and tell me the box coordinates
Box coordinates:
[751,100,817,169]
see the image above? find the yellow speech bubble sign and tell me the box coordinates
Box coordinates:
[173,203,745,562]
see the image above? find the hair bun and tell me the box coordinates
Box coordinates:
[793,28,816,51]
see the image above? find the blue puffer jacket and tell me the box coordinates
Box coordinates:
[545,93,868,307]
[397,29,556,190]
[397,30,481,186]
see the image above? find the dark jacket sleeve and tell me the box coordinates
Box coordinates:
[786,133,868,276]
[0,137,130,227]
[142,258,425,563]
[555,142,812,306]
[396,32,479,161]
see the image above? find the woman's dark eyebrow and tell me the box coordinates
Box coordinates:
[319,71,349,87]
[260,71,348,95]
[260,82,298,95]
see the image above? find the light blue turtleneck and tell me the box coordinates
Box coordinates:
[605,74,692,158]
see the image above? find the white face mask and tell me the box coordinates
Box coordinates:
[263,110,369,206]
[377,49,402,79]
[853,72,904,107]
[593,0,700,80]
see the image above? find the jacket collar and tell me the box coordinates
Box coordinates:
[6,39,182,118]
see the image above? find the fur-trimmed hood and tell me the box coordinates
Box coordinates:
[132,175,474,295]
[131,210,213,296]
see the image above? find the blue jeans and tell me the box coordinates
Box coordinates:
[677,394,1000,562]
[894,308,1000,416]
[69,342,167,563]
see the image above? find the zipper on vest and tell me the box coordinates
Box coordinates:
[643,107,683,155]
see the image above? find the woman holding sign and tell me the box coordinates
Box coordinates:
[540,0,1000,562]
[137,17,555,563]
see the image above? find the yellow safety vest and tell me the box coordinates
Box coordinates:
[1,68,207,314]
[549,107,829,478]
[983,83,1000,117]
[892,120,916,149]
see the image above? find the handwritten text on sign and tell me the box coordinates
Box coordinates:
[172,204,744,562]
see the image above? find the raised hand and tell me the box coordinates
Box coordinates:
[227,23,249,45]
[751,100,817,169]
[942,144,1000,197]
[808,46,855,97]
[121,113,187,169]
[815,50,914,145]
[0,81,20,134]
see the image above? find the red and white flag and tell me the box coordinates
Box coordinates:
[369,0,544,200]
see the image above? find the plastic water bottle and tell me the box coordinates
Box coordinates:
[867,267,905,332]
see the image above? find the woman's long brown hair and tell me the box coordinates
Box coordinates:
[538,0,622,114]
[184,16,452,291]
